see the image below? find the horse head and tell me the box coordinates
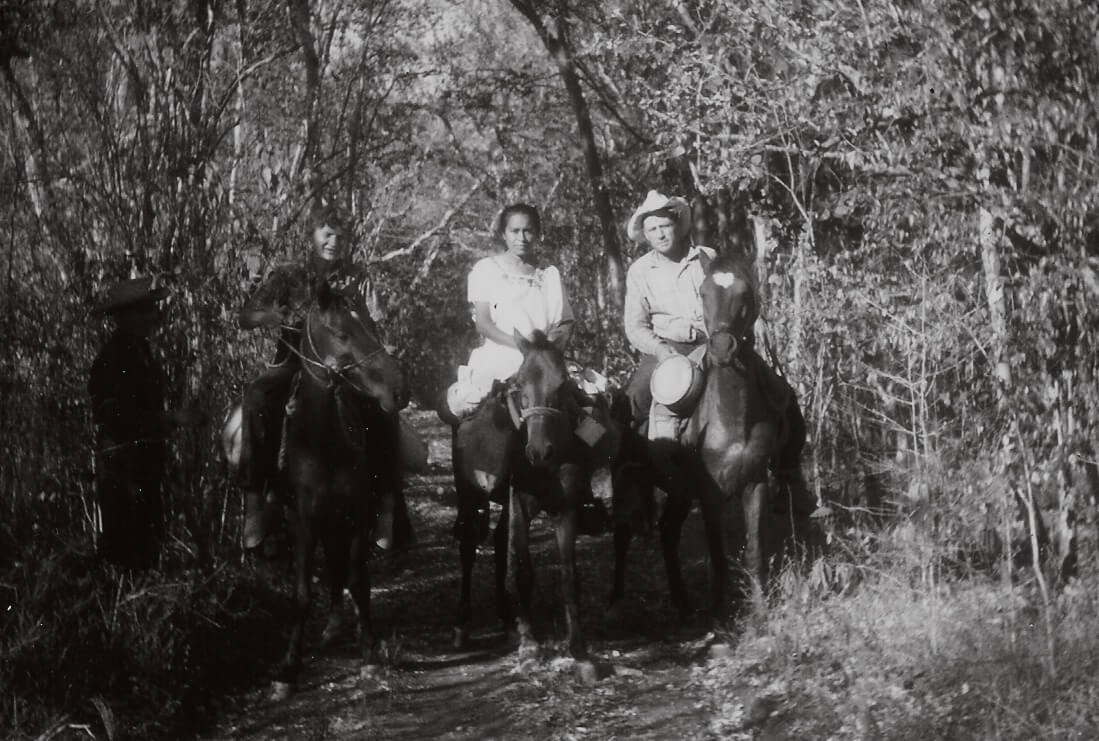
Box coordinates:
[305,280,409,413]
[700,252,758,368]
[513,328,571,468]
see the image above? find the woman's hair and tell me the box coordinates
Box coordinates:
[309,201,348,233]
[492,203,541,241]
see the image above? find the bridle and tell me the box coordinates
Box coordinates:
[506,387,565,429]
[278,307,387,396]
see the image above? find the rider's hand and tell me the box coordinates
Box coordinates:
[655,343,679,361]
[260,308,285,329]
[239,307,284,330]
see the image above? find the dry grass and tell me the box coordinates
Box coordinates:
[702,534,1099,739]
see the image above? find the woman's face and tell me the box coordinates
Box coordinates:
[643,214,682,256]
[502,212,539,259]
[313,223,344,262]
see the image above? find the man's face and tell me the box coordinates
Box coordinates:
[313,223,344,262]
[643,214,681,256]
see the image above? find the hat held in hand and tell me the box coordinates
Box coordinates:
[92,276,168,316]
[626,190,691,244]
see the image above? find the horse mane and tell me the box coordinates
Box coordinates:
[709,250,755,281]
[524,329,556,351]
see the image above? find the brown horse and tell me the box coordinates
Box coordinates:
[272,280,408,699]
[449,330,595,670]
[608,251,810,618]
[693,251,809,600]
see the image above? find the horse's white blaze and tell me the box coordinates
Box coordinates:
[711,271,736,288]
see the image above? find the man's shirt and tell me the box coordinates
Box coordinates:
[624,245,715,356]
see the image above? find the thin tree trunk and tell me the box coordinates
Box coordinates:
[979,207,1011,387]
[230,0,250,208]
[288,0,322,196]
[508,1,625,309]
[3,62,53,243]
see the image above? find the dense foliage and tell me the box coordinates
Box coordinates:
[2,0,1098,736]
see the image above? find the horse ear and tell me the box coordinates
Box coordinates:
[514,330,532,354]
[547,323,570,351]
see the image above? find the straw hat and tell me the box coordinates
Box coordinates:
[626,190,691,244]
[91,276,168,316]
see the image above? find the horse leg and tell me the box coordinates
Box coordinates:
[453,534,476,649]
[452,482,479,649]
[273,515,315,699]
[346,525,379,678]
[554,499,586,660]
[658,490,692,616]
[320,528,349,650]
[697,479,730,620]
[742,480,768,611]
[506,487,538,669]
[605,521,632,624]
[493,495,514,637]
[607,467,651,623]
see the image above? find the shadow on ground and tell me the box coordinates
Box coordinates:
[205,408,732,741]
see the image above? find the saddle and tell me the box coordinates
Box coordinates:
[746,349,793,417]
[456,376,622,494]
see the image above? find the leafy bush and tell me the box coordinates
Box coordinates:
[1,540,288,739]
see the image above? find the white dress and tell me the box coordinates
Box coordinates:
[446,256,573,415]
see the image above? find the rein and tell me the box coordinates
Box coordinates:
[276,310,387,395]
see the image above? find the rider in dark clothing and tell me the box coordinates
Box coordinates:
[237,204,411,555]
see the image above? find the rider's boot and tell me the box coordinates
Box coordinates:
[244,487,283,557]
[375,490,396,551]
[243,489,267,550]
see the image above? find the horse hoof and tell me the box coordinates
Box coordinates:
[517,643,538,670]
[604,601,624,625]
[575,660,599,685]
[269,681,292,702]
[360,664,381,681]
[452,626,468,650]
[320,616,344,650]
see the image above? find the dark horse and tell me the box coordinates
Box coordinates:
[608,251,810,618]
[272,280,408,699]
[449,330,596,670]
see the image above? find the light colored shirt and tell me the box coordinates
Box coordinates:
[624,245,715,356]
[448,256,575,414]
[467,256,573,340]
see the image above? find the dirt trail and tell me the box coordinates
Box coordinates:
[206,410,733,740]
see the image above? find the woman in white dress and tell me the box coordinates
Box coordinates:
[446,203,574,417]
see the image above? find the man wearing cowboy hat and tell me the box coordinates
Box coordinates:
[622,190,715,430]
[88,276,202,569]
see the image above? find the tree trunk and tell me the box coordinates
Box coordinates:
[979,207,1011,387]
[287,0,322,198]
[230,0,250,208]
[508,1,625,309]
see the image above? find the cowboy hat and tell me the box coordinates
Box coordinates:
[92,276,168,316]
[626,190,691,244]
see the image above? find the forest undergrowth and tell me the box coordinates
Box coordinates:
[1,536,289,739]
[5,454,1099,740]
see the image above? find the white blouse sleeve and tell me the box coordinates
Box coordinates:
[541,265,572,326]
[467,257,498,304]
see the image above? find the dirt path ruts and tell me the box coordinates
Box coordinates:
[205,409,730,741]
